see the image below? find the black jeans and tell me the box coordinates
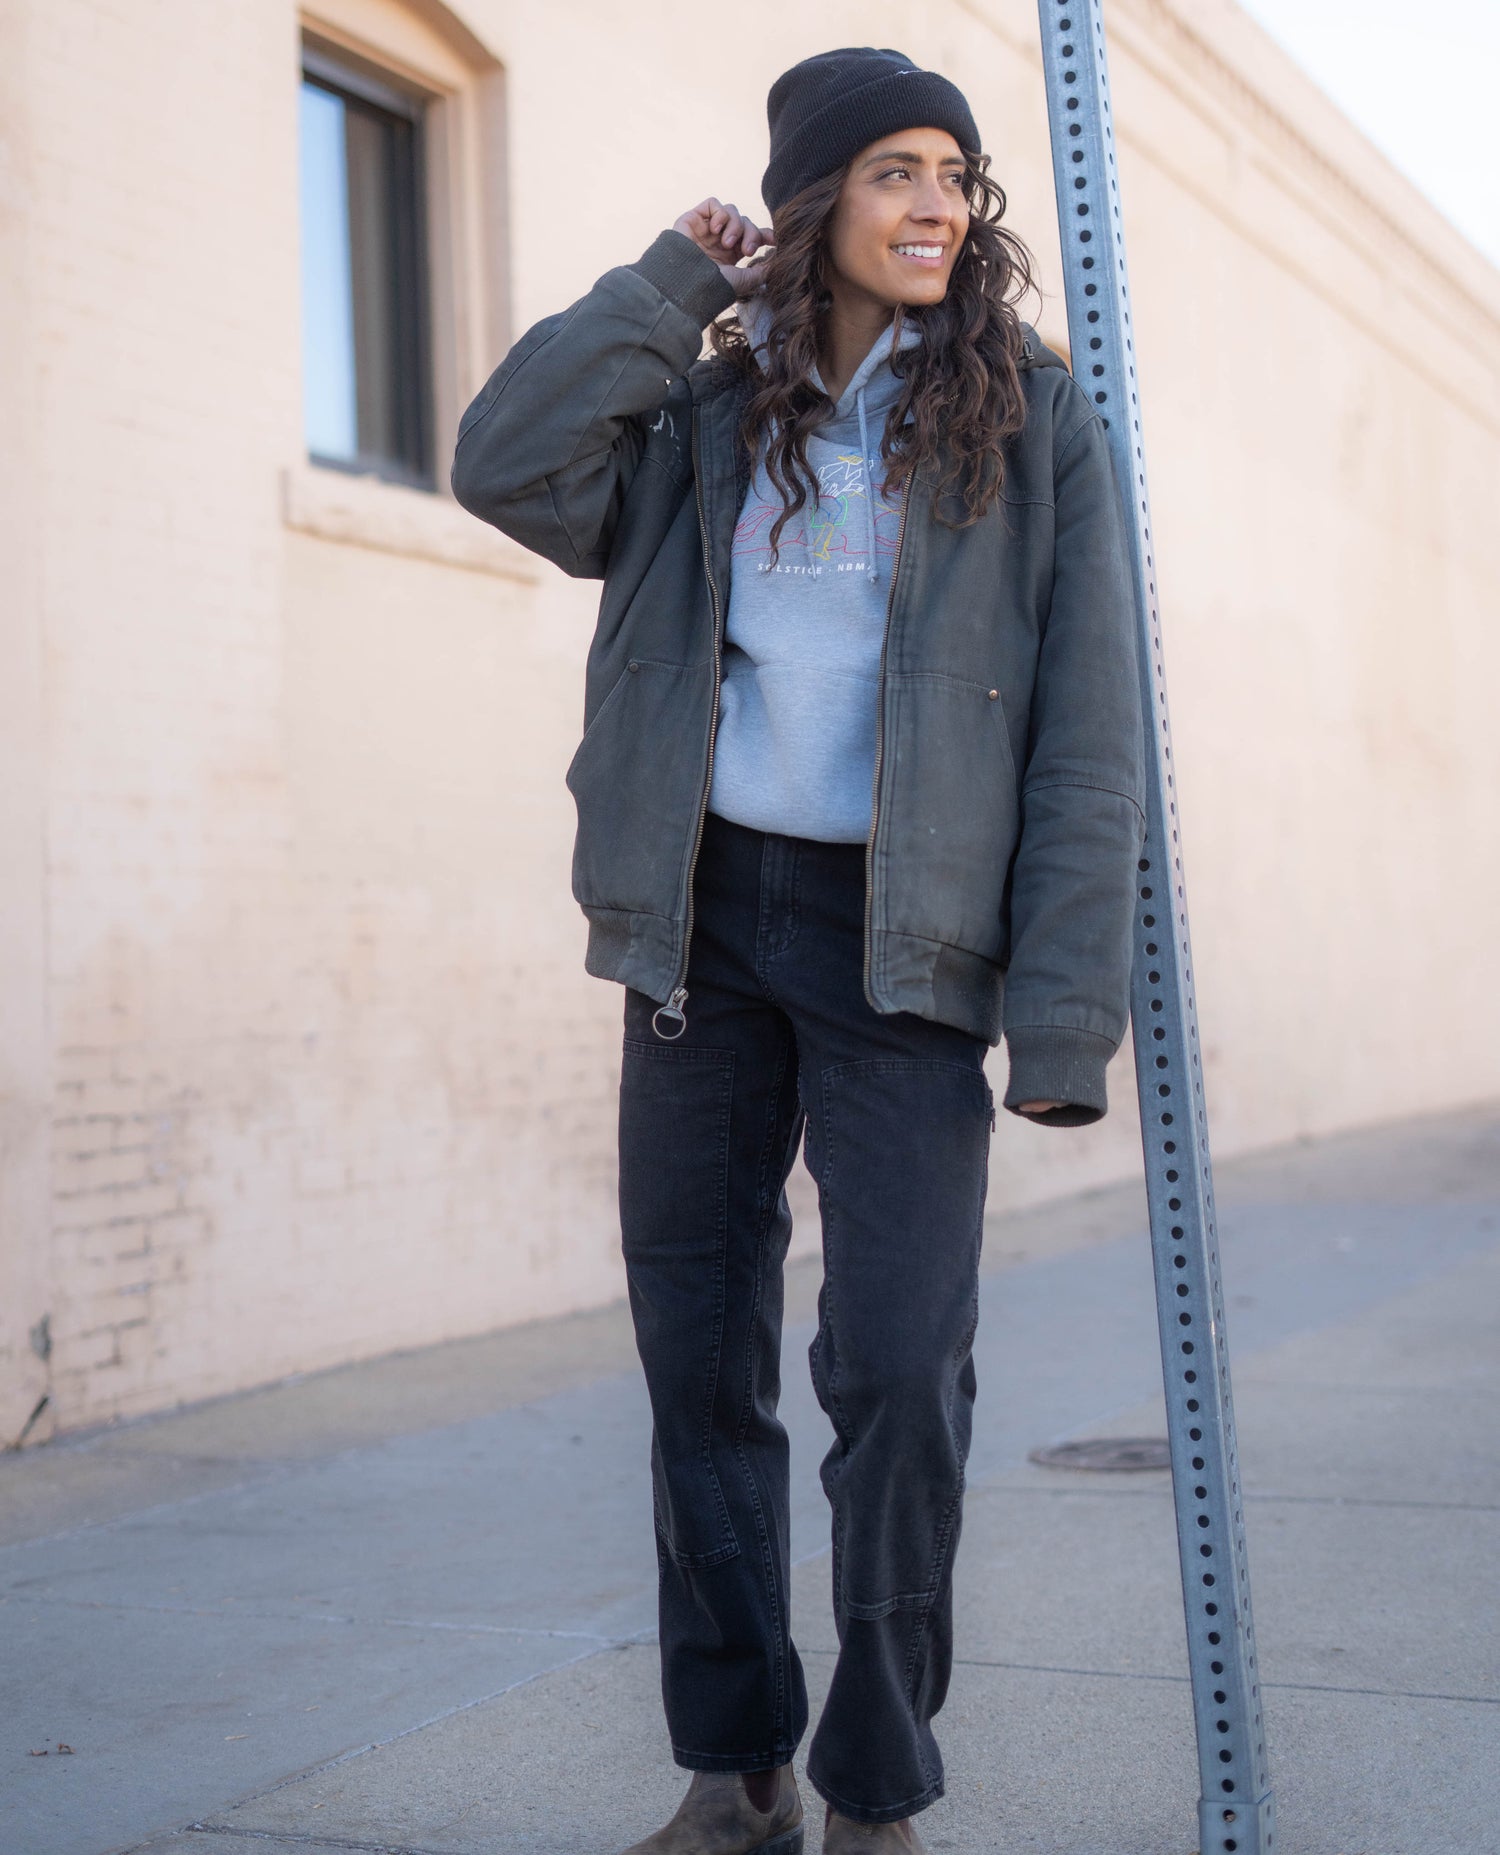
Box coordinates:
[618,808,995,1824]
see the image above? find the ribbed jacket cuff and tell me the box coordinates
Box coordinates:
[628,229,739,329]
[1002,1025,1117,1128]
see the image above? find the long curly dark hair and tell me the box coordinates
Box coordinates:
[707,150,1039,565]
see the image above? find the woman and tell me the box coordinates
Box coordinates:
[452,45,1145,1855]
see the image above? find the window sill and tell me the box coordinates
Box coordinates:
[280,460,541,583]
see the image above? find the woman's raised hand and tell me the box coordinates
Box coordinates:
[672,197,773,297]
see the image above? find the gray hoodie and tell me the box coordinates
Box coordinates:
[704,292,924,843]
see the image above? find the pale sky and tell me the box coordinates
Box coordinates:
[1233,0,1500,270]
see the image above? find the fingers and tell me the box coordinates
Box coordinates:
[676,197,767,264]
[726,207,768,259]
[729,242,776,297]
[703,198,745,255]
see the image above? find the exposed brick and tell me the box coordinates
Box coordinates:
[53,1182,186,1231]
[53,1147,150,1195]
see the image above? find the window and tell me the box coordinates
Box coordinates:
[298,42,434,488]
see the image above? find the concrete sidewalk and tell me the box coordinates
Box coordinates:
[3,1105,1497,1855]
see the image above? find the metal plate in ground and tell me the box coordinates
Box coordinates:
[1028,1436,1172,1471]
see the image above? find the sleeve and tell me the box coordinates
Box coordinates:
[1000,399,1149,1128]
[449,229,737,578]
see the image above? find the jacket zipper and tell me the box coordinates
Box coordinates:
[862,487,912,1006]
[651,403,724,1041]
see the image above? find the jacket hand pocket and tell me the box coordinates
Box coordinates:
[879,672,1021,959]
[564,659,711,917]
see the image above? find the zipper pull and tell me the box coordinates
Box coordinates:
[652,987,689,1041]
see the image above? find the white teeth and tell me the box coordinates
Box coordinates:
[895,244,943,258]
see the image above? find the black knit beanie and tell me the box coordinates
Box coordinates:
[761,46,982,217]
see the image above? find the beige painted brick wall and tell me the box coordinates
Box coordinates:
[2,0,1496,1437]
[0,0,55,1448]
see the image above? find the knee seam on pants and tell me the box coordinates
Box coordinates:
[901,1476,966,1708]
[842,1587,938,1622]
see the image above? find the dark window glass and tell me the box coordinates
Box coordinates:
[298,47,433,487]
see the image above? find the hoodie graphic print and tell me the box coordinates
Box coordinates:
[732,446,904,581]
[705,292,923,844]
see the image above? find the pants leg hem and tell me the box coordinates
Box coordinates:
[806,1769,945,1824]
[672,1745,800,1774]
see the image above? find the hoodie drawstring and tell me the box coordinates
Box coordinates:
[855,386,878,585]
[739,288,912,587]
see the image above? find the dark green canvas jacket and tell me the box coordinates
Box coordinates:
[451,230,1147,1126]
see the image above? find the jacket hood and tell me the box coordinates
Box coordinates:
[733,289,923,584]
[731,291,1067,582]
[734,290,1068,384]
[734,288,924,419]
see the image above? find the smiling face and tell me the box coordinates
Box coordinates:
[822,125,971,314]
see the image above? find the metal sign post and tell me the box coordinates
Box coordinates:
[1035,5,1276,1851]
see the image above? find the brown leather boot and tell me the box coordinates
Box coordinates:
[617,1766,804,1854]
[822,1802,929,1853]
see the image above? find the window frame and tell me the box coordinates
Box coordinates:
[290,3,510,548]
[299,37,438,491]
